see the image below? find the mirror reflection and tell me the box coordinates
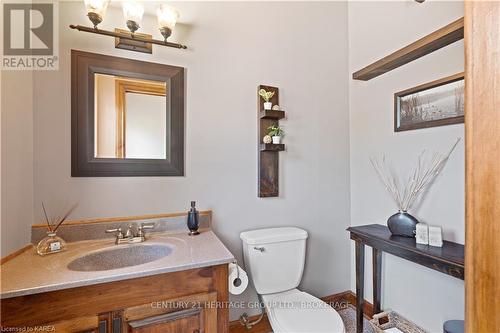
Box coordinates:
[94,73,167,159]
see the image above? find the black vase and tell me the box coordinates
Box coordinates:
[187,201,200,236]
[387,211,419,237]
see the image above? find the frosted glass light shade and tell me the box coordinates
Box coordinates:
[157,4,179,31]
[84,0,110,18]
[122,1,144,24]
[84,0,110,27]
[122,1,144,33]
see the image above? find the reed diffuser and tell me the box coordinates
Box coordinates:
[36,203,77,256]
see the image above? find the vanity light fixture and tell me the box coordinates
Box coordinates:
[70,0,187,53]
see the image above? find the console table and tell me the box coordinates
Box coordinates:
[347,224,464,333]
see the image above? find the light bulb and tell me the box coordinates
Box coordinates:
[122,1,144,33]
[84,0,110,28]
[157,4,179,40]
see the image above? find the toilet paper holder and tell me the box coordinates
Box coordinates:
[231,261,264,329]
[231,260,242,287]
[228,261,248,296]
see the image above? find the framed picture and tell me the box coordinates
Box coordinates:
[394,73,464,132]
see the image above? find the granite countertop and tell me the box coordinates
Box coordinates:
[0,230,234,299]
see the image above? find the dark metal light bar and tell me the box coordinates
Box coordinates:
[69,24,187,49]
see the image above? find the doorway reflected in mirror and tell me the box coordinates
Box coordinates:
[94,74,167,159]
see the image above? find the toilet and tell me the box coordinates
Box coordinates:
[240,227,346,333]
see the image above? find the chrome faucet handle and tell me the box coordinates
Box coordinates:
[137,223,155,238]
[105,228,123,236]
[105,228,124,244]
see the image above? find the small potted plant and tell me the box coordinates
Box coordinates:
[259,88,275,110]
[267,125,284,144]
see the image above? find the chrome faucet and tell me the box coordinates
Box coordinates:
[105,223,155,245]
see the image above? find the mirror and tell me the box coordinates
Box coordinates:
[94,74,167,159]
[71,50,184,177]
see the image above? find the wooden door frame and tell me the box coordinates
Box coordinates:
[464,2,500,332]
[114,78,166,158]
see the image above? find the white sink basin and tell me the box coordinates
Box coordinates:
[67,244,173,271]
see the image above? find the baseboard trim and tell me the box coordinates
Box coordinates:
[229,290,374,333]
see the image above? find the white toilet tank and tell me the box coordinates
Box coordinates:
[240,227,308,295]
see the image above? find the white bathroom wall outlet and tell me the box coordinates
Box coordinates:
[428,226,443,247]
[415,223,429,245]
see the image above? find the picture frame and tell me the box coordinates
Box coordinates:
[394,72,464,132]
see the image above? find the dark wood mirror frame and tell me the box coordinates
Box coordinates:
[71,50,184,177]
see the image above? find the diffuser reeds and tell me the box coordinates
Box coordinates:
[41,202,77,233]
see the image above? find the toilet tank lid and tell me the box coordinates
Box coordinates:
[240,227,308,245]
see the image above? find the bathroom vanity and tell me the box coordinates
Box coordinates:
[1,266,227,332]
[0,217,234,333]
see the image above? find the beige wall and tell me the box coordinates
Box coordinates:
[31,1,351,320]
[348,1,464,331]
[1,70,34,257]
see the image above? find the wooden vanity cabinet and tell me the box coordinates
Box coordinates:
[0,265,228,333]
[122,291,217,333]
[127,308,202,333]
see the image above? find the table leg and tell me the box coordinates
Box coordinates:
[355,241,365,333]
[373,248,382,315]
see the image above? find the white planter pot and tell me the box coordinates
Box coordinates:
[264,102,272,110]
[272,136,281,144]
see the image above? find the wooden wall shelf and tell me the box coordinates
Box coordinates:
[258,85,284,198]
[260,110,285,120]
[260,144,285,152]
[353,17,464,81]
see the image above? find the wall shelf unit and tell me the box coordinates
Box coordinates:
[259,110,285,120]
[260,144,285,152]
[353,17,464,81]
[258,85,284,197]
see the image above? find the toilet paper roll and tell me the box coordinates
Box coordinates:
[228,263,248,295]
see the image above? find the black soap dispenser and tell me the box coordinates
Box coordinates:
[187,201,200,236]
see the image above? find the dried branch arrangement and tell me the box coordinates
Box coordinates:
[370,138,460,212]
[41,202,78,233]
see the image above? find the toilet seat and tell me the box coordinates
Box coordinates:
[262,289,346,333]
